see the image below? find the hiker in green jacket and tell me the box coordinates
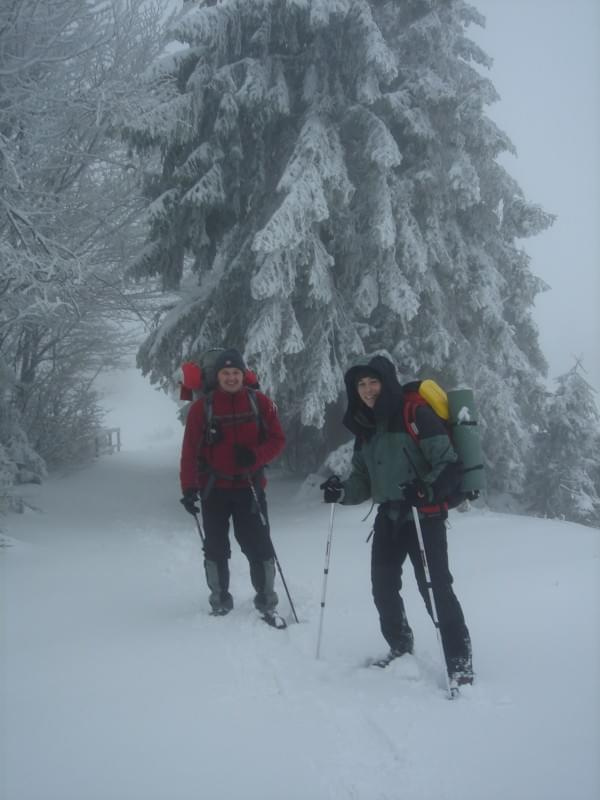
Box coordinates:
[320,355,473,683]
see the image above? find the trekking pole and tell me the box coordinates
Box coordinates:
[410,505,457,700]
[316,504,336,659]
[193,512,205,546]
[248,482,299,624]
[273,548,299,624]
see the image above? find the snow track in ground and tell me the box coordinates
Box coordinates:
[2,440,600,800]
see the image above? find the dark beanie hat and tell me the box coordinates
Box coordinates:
[353,366,381,385]
[214,348,246,373]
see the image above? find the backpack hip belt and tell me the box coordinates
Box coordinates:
[200,467,265,501]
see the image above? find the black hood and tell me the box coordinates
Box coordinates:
[342,355,404,437]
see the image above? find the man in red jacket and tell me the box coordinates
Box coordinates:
[180,348,286,622]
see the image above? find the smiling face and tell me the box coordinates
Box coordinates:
[356,376,382,408]
[217,367,244,393]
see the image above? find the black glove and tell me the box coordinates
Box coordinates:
[234,444,256,468]
[401,478,432,507]
[320,475,343,503]
[180,488,200,515]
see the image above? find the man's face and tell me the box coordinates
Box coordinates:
[357,376,382,408]
[217,367,244,393]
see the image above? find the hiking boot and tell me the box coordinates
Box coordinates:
[448,640,475,686]
[392,634,414,656]
[450,669,474,686]
[250,559,278,614]
[210,605,231,616]
[448,655,474,686]
[370,647,412,668]
[205,559,232,613]
[210,591,233,616]
[253,591,279,614]
[261,610,287,629]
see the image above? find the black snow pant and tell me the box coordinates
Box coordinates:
[371,509,472,676]
[200,487,278,613]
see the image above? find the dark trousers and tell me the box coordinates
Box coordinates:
[200,488,277,611]
[201,487,275,562]
[371,510,472,674]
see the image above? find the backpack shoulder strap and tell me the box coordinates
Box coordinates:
[202,391,214,445]
[247,387,259,415]
[402,392,450,517]
[402,390,426,445]
[248,387,267,442]
[203,387,266,445]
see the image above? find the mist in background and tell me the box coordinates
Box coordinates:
[474,0,600,392]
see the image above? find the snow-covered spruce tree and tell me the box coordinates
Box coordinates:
[126,0,553,490]
[527,364,600,528]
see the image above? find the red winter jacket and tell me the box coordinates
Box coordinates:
[180,387,285,492]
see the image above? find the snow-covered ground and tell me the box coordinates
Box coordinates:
[2,403,600,800]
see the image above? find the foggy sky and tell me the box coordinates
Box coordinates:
[473,0,600,393]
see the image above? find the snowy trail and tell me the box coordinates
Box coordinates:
[2,440,600,800]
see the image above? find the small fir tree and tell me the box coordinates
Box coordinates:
[528,363,600,528]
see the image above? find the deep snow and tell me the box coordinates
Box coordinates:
[2,411,600,800]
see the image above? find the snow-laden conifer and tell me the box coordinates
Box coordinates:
[126,0,555,494]
[528,364,600,528]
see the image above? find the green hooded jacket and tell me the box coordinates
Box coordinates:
[340,356,460,521]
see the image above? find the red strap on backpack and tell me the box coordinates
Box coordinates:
[402,392,447,516]
[402,391,426,445]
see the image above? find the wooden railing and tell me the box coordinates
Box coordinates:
[95,427,121,457]
[1,429,123,516]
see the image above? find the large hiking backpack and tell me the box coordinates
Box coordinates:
[402,379,485,509]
